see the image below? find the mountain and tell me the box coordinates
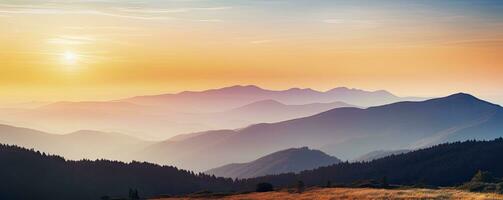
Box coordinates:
[205,147,341,179]
[198,100,355,129]
[123,85,420,112]
[0,144,234,200]
[1,85,401,140]
[242,138,503,188]
[353,149,410,162]
[0,124,151,161]
[137,93,503,171]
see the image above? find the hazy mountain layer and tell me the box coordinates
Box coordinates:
[0,85,392,140]
[0,124,151,161]
[137,93,503,171]
[206,147,341,179]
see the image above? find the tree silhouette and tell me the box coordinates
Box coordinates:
[255,182,273,192]
[297,180,305,193]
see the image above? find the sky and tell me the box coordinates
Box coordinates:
[1,0,503,104]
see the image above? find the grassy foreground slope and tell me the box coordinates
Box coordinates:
[154,187,503,200]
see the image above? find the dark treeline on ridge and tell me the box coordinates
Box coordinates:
[1,138,503,199]
[240,138,503,190]
[0,144,235,200]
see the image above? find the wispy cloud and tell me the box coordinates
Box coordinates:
[0,2,233,21]
[323,19,379,29]
[250,40,272,44]
[47,35,96,45]
[63,26,138,30]
[115,6,232,14]
[0,8,174,20]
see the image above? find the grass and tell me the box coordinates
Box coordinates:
[151,187,503,200]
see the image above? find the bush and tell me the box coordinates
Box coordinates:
[255,182,274,192]
[471,170,494,183]
[351,179,380,188]
[460,181,493,192]
[497,183,503,194]
[297,180,305,193]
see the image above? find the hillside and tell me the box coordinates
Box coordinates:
[206,147,341,179]
[138,93,503,171]
[0,124,151,161]
[0,144,235,200]
[353,149,410,162]
[240,138,503,188]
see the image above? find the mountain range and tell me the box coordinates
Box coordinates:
[136,93,503,171]
[123,85,419,112]
[205,147,341,179]
[1,91,501,173]
[0,85,405,140]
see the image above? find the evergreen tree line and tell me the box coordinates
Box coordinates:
[238,138,503,190]
[1,138,503,199]
[0,144,236,200]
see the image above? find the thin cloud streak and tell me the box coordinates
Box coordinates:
[115,6,232,14]
[0,8,174,20]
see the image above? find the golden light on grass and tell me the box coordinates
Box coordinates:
[154,187,503,200]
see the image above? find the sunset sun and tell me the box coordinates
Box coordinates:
[62,51,78,65]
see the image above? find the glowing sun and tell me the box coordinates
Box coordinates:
[62,51,78,65]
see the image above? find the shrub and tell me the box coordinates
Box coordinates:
[497,182,503,194]
[297,180,305,193]
[256,182,274,192]
[460,181,491,192]
[471,170,494,183]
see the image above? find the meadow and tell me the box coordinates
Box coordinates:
[154,187,503,200]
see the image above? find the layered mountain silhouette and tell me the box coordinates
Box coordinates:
[0,124,151,161]
[137,93,503,171]
[0,85,398,139]
[205,147,341,179]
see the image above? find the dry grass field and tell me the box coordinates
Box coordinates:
[153,187,503,200]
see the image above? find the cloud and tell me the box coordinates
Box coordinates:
[115,6,232,14]
[47,35,96,45]
[250,40,272,44]
[323,19,379,29]
[0,8,173,20]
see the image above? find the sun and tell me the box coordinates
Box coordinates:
[62,51,78,65]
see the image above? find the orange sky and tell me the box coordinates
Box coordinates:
[1,0,503,104]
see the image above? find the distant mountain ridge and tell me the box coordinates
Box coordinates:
[124,85,421,112]
[0,124,151,161]
[137,93,503,171]
[206,147,341,179]
[0,85,406,140]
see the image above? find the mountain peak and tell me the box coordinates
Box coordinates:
[437,92,496,106]
[446,92,476,99]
